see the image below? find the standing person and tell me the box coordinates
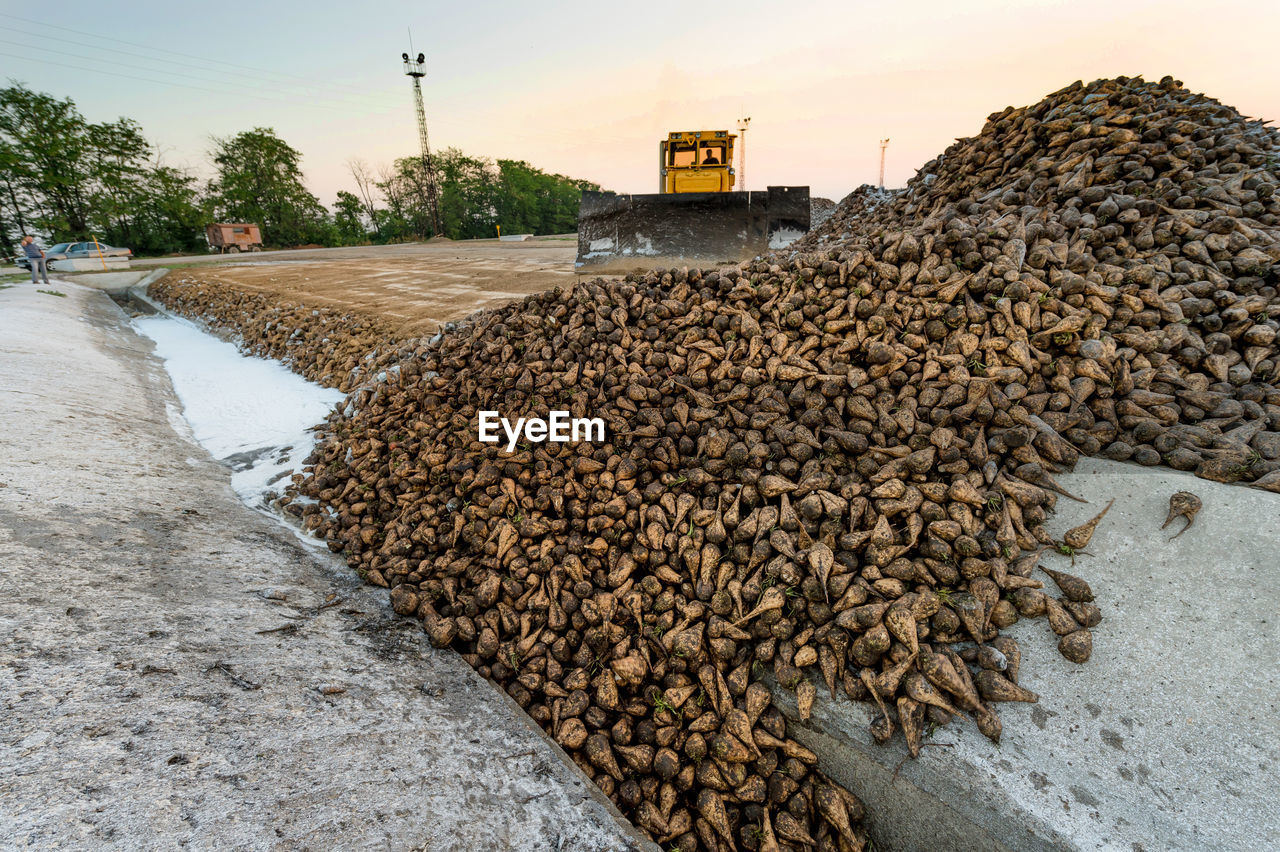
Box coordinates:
[21,236,49,285]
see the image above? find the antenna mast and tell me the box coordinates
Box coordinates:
[879,138,889,189]
[737,116,751,192]
[402,49,443,238]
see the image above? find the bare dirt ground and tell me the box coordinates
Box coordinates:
[149,238,578,336]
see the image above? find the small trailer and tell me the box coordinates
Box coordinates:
[206,223,263,254]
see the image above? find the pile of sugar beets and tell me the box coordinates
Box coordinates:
[159,76,1280,852]
[802,185,900,248]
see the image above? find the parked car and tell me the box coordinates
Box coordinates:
[13,241,132,269]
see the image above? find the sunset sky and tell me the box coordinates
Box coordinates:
[2,0,1278,206]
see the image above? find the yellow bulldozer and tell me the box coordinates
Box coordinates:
[576,129,809,273]
[660,130,737,193]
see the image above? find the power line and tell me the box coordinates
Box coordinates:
[0,20,655,151]
[1,15,740,157]
[0,50,378,116]
[0,39,689,189]
[0,45,634,157]
[0,38,393,110]
[0,29,402,112]
[3,16,394,101]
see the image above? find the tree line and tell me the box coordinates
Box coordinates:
[340,152,598,244]
[0,83,599,256]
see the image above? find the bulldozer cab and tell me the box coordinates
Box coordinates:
[660,131,735,193]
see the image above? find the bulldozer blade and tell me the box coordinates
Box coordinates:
[576,186,810,274]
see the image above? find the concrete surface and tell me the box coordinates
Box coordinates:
[55,269,166,294]
[776,458,1279,852]
[0,278,652,852]
[129,236,577,268]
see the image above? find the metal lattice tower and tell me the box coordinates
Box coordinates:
[879,138,890,189]
[737,117,751,192]
[402,51,442,237]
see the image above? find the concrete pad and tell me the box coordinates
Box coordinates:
[775,458,1279,852]
[0,279,652,851]
[56,268,167,294]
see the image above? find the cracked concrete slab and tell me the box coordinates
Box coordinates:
[0,279,652,852]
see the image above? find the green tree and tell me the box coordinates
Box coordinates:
[0,84,93,236]
[85,117,151,247]
[131,164,207,255]
[494,159,595,234]
[207,128,330,247]
[0,82,207,253]
[376,157,442,240]
[372,160,416,242]
[333,190,368,245]
[365,150,599,242]
[435,148,499,240]
[0,141,21,256]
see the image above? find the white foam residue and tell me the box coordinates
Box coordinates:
[133,312,345,514]
[163,400,195,444]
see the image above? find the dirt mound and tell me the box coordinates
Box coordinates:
[155,75,1280,852]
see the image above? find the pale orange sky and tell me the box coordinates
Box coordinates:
[2,0,1278,205]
